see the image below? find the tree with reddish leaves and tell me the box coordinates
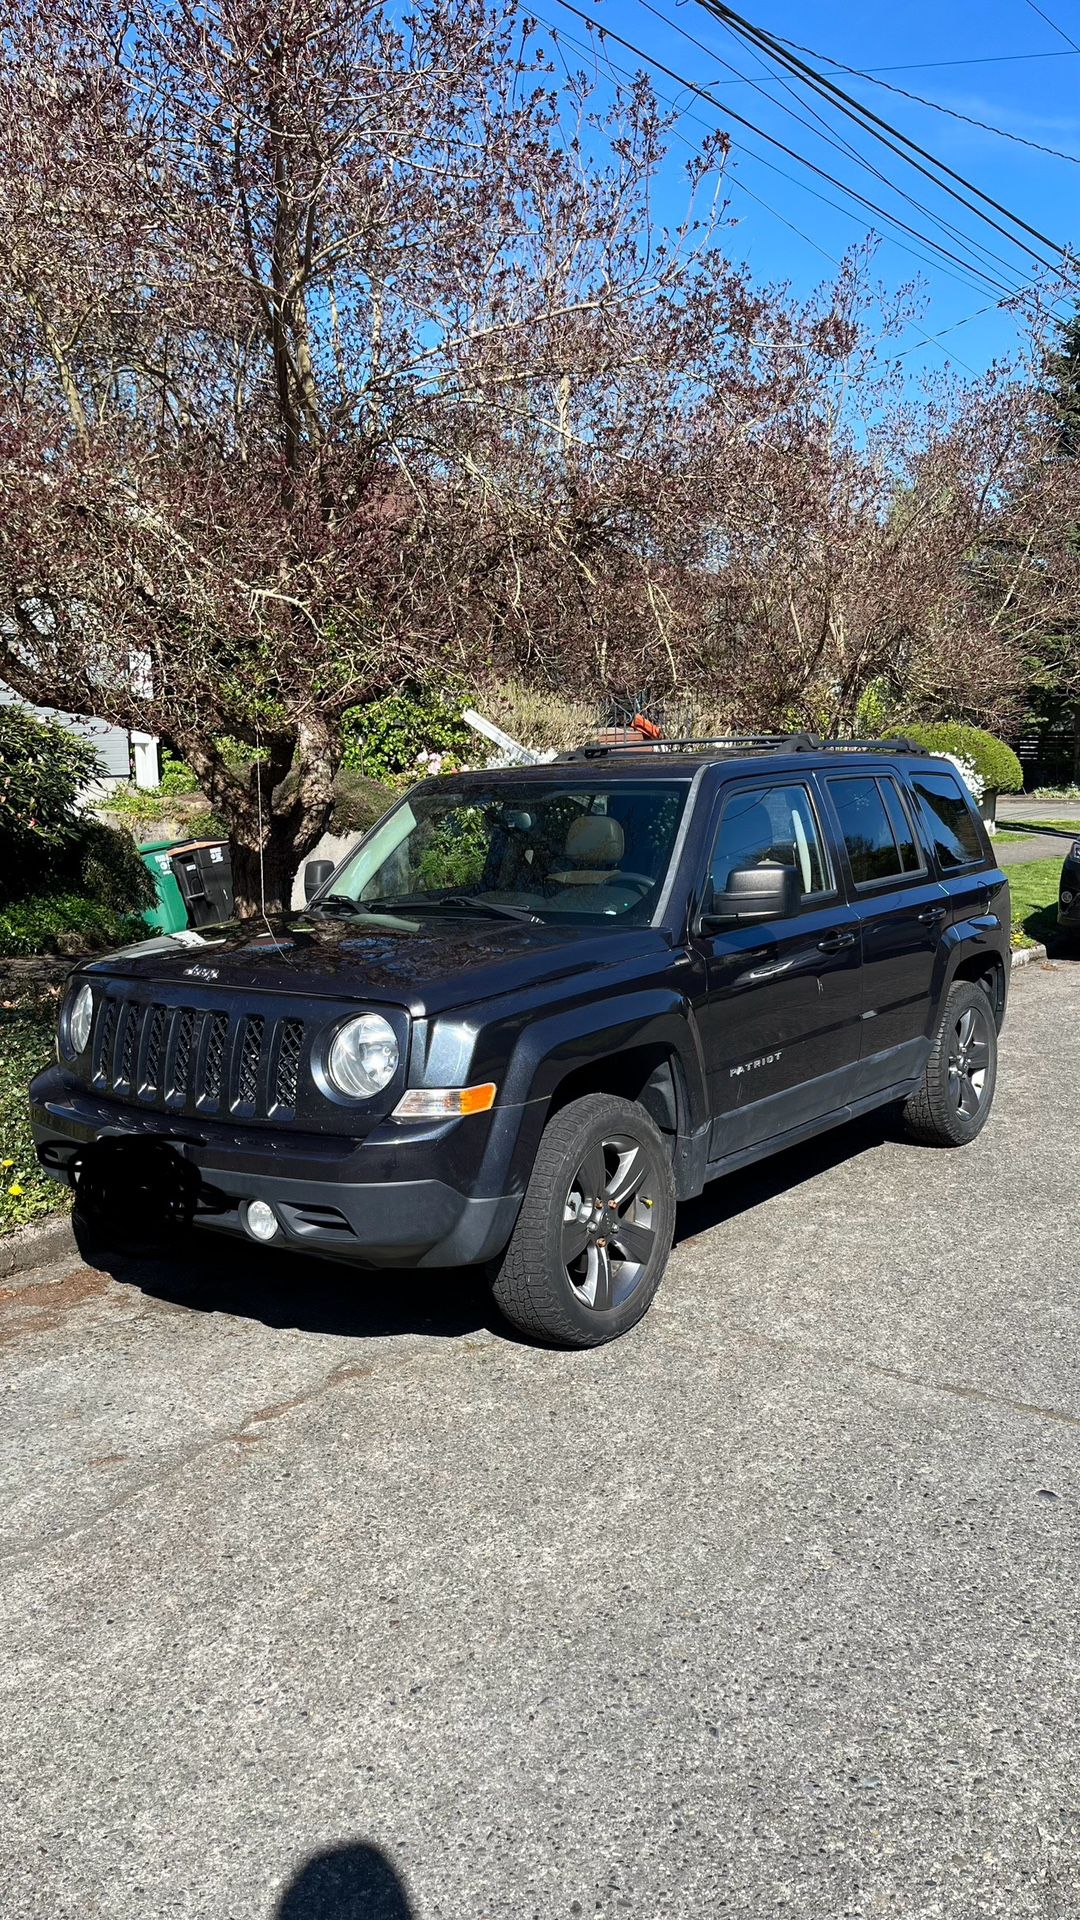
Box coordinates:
[0,1,1075,909]
[0,0,735,907]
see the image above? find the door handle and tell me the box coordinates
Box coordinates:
[817,930,856,953]
[918,905,947,924]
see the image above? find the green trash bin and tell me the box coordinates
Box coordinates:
[138,838,191,935]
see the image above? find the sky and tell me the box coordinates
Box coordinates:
[537,0,1080,386]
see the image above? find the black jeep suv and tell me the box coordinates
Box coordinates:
[30,737,1009,1348]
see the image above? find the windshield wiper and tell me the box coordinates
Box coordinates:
[435,895,543,923]
[315,894,404,917]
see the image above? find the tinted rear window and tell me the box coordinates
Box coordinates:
[826,777,906,885]
[911,772,983,870]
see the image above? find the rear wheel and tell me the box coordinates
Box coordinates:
[488,1093,676,1347]
[902,980,998,1147]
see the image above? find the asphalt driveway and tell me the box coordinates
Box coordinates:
[2,959,1079,1919]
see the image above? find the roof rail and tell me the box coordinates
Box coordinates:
[561,732,932,761]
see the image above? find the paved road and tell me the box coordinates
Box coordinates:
[3,961,1079,1920]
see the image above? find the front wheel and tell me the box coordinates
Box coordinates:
[902,980,998,1147]
[489,1093,676,1347]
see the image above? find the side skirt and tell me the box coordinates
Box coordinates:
[701,1078,921,1186]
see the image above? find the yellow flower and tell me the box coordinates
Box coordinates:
[8,1183,23,1197]
[0,1158,13,1169]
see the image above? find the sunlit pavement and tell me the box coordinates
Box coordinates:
[2,958,1078,1919]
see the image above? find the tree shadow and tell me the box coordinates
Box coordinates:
[274,1843,415,1919]
[73,1216,495,1342]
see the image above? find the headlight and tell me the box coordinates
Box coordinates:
[326,1014,399,1098]
[1071,840,1080,861]
[65,983,94,1057]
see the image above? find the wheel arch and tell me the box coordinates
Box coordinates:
[946,946,1007,1030]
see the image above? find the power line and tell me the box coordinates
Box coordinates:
[705,47,1080,82]
[554,0,1047,303]
[1025,0,1080,57]
[540,12,1003,373]
[638,0,1047,301]
[691,0,1071,265]
[767,41,1080,165]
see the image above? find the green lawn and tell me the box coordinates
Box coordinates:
[1006,857,1065,951]
[0,991,69,1235]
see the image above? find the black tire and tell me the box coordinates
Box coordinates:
[902,980,998,1147]
[488,1093,676,1348]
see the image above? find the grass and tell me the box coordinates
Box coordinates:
[0,986,68,1234]
[998,817,1080,838]
[1006,857,1065,951]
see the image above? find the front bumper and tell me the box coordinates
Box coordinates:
[29,1066,523,1268]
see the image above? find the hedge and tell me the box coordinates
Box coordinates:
[901,723,1023,794]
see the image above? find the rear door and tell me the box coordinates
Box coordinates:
[819,770,947,1090]
[692,778,862,1158]
[905,766,995,934]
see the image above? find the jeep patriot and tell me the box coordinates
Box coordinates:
[30,736,1009,1347]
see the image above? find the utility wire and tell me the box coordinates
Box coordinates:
[541,12,995,374]
[762,37,1080,164]
[638,0,1045,301]
[1025,0,1080,57]
[706,47,1080,82]
[554,1,1043,302]
[691,0,1070,265]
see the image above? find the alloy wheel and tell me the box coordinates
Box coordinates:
[948,1002,992,1120]
[561,1132,660,1313]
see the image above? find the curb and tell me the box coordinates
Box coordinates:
[1011,943,1049,971]
[0,1210,75,1283]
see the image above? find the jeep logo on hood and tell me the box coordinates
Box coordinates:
[183,963,220,981]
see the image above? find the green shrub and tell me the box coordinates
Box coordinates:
[0,892,148,958]
[341,688,474,783]
[159,750,199,795]
[0,704,103,863]
[75,819,156,913]
[0,997,67,1233]
[901,724,1023,794]
[330,768,395,836]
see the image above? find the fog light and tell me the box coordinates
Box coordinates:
[245,1199,279,1242]
[1062,889,1074,906]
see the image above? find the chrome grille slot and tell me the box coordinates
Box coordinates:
[201,1011,228,1107]
[170,1008,197,1101]
[274,1019,304,1111]
[140,1006,167,1096]
[234,1015,265,1109]
[92,1001,117,1086]
[118,1002,142,1089]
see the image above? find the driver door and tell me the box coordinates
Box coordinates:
[692,779,862,1158]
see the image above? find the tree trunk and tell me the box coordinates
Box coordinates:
[182,716,340,918]
[230,824,304,920]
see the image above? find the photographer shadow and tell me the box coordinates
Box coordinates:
[274,1843,415,1919]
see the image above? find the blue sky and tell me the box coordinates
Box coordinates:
[540,0,1080,384]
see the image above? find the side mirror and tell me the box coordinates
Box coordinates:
[700,862,800,931]
[304,859,335,903]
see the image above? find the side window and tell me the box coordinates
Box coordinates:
[709,783,832,904]
[910,772,984,870]
[826,776,908,886]
[879,777,923,874]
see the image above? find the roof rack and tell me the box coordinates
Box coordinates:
[561,733,932,761]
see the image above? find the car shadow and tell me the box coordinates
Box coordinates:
[74,1217,496,1341]
[673,1106,898,1246]
[76,1110,904,1344]
[273,1842,415,1918]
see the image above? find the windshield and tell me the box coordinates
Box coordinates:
[321,779,691,925]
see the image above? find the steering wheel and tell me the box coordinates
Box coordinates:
[613,872,656,897]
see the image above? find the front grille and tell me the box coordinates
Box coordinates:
[90,996,306,1123]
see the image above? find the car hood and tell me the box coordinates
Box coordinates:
[85,912,674,1016]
